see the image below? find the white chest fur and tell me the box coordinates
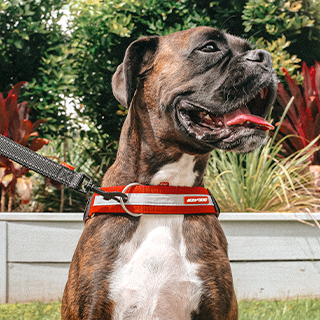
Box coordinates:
[110,215,202,320]
[109,154,202,319]
[150,153,198,187]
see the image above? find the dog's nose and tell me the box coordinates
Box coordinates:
[245,49,272,68]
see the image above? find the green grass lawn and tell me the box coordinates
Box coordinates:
[239,298,320,320]
[0,298,320,319]
[0,301,61,320]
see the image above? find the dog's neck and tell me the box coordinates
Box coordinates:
[102,97,210,188]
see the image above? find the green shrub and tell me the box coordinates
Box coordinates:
[255,36,302,83]
[242,0,320,67]
[0,0,74,138]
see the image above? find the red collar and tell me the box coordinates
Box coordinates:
[84,184,220,222]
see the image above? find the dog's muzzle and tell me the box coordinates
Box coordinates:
[176,83,276,152]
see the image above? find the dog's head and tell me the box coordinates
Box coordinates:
[112,26,277,154]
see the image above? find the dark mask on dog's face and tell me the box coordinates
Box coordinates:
[112,27,278,154]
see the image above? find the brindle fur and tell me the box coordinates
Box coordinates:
[62,26,277,320]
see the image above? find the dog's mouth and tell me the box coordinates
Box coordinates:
[177,86,274,148]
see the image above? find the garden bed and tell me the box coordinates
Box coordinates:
[0,212,319,304]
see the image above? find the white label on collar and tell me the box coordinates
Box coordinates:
[184,196,210,204]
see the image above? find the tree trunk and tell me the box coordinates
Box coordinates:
[8,193,13,212]
[1,186,6,212]
[60,135,68,212]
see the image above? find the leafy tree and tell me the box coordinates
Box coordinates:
[2,0,318,141]
[2,0,319,141]
[242,0,320,67]
[0,0,75,138]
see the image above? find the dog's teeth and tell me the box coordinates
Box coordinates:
[204,114,211,120]
[199,111,207,118]
[216,120,223,126]
[260,88,265,99]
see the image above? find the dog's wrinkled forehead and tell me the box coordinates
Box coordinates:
[112,26,262,108]
[163,28,225,49]
[159,27,252,57]
[147,27,255,85]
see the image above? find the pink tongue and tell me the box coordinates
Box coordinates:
[224,106,274,131]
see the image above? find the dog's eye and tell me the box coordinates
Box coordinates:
[200,43,218,53]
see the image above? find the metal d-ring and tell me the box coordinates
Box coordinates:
[120,183,143,217]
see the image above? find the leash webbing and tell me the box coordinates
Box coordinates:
[0,134,127,202]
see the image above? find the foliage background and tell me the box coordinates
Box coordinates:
[2,0,319,140]
[0,0,76,137]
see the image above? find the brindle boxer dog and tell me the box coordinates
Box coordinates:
[62,26,277,320]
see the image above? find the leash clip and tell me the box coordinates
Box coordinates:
[81,174,128,202]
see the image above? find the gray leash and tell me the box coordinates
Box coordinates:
[0,134,127,202]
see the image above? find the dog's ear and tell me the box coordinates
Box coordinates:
[112,36,159,108]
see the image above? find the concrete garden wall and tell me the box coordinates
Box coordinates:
[0,212,319,303]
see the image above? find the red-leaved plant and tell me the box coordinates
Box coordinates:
[0,82,49,212]
[276,62,320,165]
